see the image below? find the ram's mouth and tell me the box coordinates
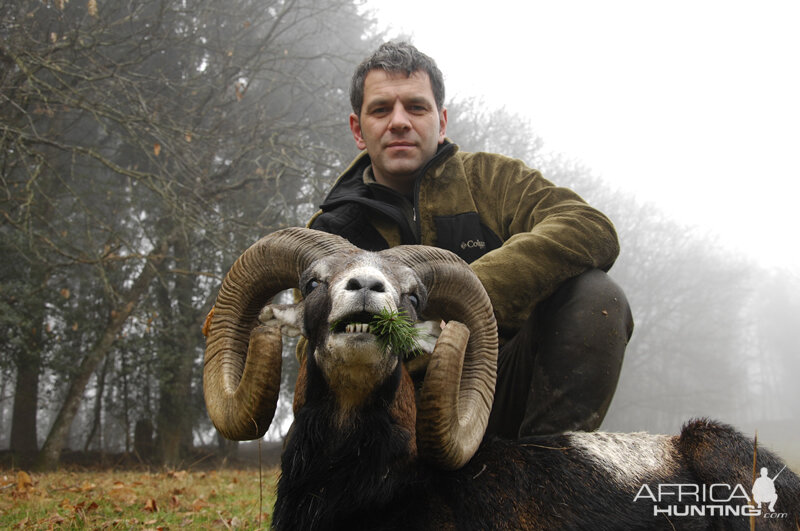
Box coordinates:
[330,309,422,359]
[331,312,377,335]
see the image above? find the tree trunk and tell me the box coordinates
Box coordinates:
[155,236,197,466]
[84,354,111,452]
[36,244,167,471]
[120,352,132,454]
[10,266,48,468]
[134,418,155,461]
[10,354,40,468]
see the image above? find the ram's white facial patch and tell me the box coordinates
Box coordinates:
[567,431,679,488]
[305,258,331,284]
[328,260,401,323]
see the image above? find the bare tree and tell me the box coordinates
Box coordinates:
[1,0,380,468]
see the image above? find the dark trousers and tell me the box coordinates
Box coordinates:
[485,269,634,438]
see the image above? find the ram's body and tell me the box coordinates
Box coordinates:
[276,414,798,530]
[203,228,800,530]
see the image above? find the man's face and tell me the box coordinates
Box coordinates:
[350,69,447,194]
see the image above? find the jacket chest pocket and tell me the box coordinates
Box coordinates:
[433,212,502,263]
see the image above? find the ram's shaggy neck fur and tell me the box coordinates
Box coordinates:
[273,353,419,531]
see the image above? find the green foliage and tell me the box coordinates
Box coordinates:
[370,308,421,359]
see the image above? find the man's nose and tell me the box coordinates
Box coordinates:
[388,103,411,131]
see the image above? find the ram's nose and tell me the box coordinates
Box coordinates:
[345,275,386,294]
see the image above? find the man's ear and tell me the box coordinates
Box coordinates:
[438,107,448,143]
[259,303,304,337]
[349,112,367,151]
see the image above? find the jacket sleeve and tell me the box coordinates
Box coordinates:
[467,155,620,334]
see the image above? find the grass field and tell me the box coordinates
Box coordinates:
[0,467,278,530]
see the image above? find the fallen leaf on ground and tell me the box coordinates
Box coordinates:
[16,471,33,493]
[143,497,158,512]
[109,484,137,505]
[192,497,210,512]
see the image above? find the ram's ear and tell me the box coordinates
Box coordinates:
[414,320,443,355]
[260,303,305,337]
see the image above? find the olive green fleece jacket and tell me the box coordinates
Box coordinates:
[309,142,620,337]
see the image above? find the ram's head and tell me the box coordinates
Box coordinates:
[203,227,497,469]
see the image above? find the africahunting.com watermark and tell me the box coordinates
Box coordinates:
[633,466,788,519]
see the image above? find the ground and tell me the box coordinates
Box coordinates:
[0,444,283,530]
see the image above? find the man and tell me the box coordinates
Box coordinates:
[308,41,634,439]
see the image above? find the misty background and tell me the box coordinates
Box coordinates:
[1,0,797,471]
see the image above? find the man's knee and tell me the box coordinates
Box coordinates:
[546,268,634,341]
[490,269,634,437]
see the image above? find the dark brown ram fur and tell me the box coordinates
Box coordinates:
[275,366,800,529]
[272,265,799,530]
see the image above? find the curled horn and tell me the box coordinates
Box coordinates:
[381,246,498,470]
[203,228,355,440]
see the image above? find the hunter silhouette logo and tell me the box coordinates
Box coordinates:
[752,466,785,513]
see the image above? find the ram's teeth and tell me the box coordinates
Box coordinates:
[344,323,371,334]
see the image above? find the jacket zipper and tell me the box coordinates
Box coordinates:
[412,142,455,243]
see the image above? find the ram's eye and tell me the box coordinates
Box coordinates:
[305,279,320,293]
[408,293,419,309]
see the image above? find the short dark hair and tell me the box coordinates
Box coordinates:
[350,41,445,116]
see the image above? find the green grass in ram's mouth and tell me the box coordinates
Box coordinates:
[370,308,422,359]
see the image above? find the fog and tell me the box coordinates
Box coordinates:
[363,0,800,466]
[1,0,797,470]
